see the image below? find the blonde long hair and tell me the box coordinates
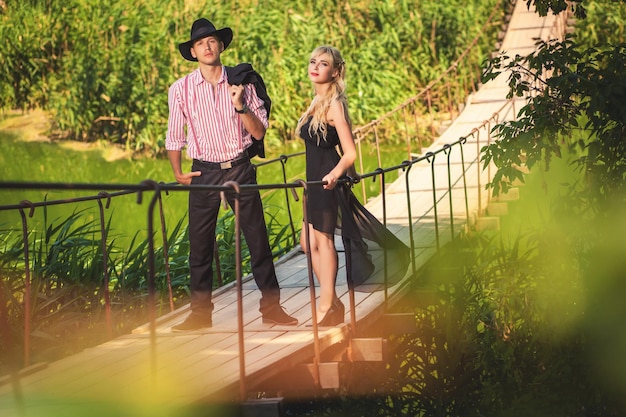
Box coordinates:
[296,46,352,143]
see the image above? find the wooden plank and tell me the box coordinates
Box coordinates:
[255,362,342,392]
[348,338,387,362]
[380,313,418,335]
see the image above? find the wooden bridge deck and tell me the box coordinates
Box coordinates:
[0,3,564,416]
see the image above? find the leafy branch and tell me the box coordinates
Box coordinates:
[481,34,626,204]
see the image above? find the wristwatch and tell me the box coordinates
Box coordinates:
[235,104,248,114]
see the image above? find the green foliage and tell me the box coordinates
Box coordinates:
[480,0,626,201]
[0,209,114,366]
[530,0,587,19]
[481,34,626,204]
[0,0,500,154]
[389,232,617,416]
[0,0,178,150]
[575,0,626,47]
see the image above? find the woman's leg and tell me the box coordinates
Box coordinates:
[301,223,337,317]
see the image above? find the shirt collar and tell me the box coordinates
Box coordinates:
[191,66,227,86]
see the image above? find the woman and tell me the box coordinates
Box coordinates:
[297,46,354,326]
[298,46,411,327]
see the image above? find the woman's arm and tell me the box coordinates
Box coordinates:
[324,99,356,189]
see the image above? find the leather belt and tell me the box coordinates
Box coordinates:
[194,152,249,170]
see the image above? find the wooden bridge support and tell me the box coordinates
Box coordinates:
[473,186,521,232]
[242,313,418,416]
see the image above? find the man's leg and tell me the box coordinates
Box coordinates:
[172,166,221,331]
[188,186,221,314]
[226,162,297,325]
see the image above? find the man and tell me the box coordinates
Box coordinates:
[166,18,298,331]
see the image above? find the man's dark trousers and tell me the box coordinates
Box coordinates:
[187,158,280,317]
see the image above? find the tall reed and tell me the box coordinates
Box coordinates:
[0,0,500,154]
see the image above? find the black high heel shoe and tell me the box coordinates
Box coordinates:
[317,298,345,326]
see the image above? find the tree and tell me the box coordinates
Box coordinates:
[481,0,626,209]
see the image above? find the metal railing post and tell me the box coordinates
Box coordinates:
[156,186,175,312]
[444,144,455,241]
[373,168,391,308]
[459,137,471,230]
[96,192,113,338]
[279,155,298,248]
[426,152,441,250]
[141,180,160,388]
[293,179,322,388]
[401,160,417,277]
[223,180,247,400]
[17,202,34,368]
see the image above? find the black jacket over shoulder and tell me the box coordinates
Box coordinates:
[225,63,271,158]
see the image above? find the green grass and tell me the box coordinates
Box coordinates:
[0,131,187,250]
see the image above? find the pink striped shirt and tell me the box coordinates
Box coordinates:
[165,67,268,162]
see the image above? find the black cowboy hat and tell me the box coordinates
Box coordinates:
[178,18,233,61]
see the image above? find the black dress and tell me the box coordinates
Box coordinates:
[300,118,410,289]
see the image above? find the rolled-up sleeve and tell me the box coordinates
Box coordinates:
[245,83,269,129]
[165,80,187,151]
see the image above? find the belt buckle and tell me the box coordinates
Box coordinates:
[220,161,232,169]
